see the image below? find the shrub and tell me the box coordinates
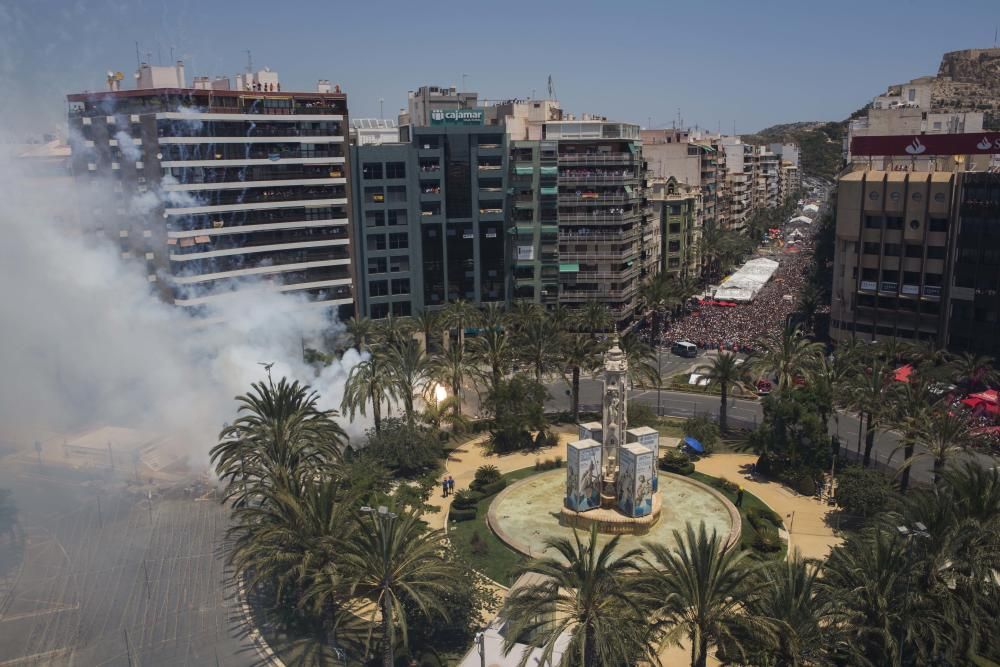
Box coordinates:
[659,449,694,475]
[627,402,658,427]
[478,478,507,498]
[835,465,898,518]
[752,525,783,553]
[712,476,739,494]
[545,431,560,447]
[684,415,720,454]
[747,505,782,528]
[451,489,483,510]
[472,464,501,488]
[469,531,489,556]
[449,507,476,522]
[553,456,563,468]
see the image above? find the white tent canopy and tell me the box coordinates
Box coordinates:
[713,257,779,303]
[789,215,814,224]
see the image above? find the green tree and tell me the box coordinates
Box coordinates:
[911,408,979,484]
[641,522,775,667]
[371,313,415,348]
[502,526,658,667]
[430,343,474,416]
[560,333,599,422]
[344,315,374,352]
[619,333,659,389]
[363,418,442,477]
[383,339,431,424]
[751,325,824,392]
[411,308,443,354]
[834,465,898,518]
[843,359,894,467]
[484,374,549,453]
[211,376,347,507]
[443,299,480,352]
[342,352,396,434]
[470,325,514,393]
[950,351,998,392]
[578,301,613,339]
[695,352,750,432]
[515,312,562,382]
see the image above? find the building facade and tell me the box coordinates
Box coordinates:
[648,177,700,278]
[831,167,1000,356]
[67,64,354,316]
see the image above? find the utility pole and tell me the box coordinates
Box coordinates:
[142,560,151,600]
[96,492,103,528]
[123,628,134,667]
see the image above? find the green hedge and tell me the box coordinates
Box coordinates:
[477,478,507,497]
[746,506,782,532]
[659,450,694,476]
[449,507,477,522]
[451,490,483,510]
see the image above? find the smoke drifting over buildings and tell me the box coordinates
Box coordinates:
[0,140,362,468]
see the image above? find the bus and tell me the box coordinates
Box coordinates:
[671,341,698,358]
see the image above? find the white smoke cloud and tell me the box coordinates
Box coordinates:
[0,138,363,471]
[114,129,142,163]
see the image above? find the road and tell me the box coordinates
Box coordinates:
[0,456,259,667]
[543,367,997,486]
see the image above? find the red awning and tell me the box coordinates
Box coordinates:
[969,389,999,405]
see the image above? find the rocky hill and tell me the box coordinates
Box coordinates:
[744,119,851,181]
[933,48,1000,128]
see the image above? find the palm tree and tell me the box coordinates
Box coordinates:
[418,395,470,434]
[795,284,821,333]
[336,507,457,667]
[384,339,431,424]
[502,526,657,667]
[888,378,934,494]
[738,552,828,666]
[639,273,674,340]
[695,352,751,432]
[470,325,513,393]
[371,313,415,348]
[578,301,613,339]
[641,522,775,667]
[342,352,396,433]
[344,315,373,352]
[443,299,479,352]
[211,376,347,506]
[843,359,894,467]
[751,324,824,392]
[619,333,659,389]
[911,408,979,484]
[950,351,998,392]
[411,308,443,354]
[515,312,561,382]
[430,344,473,415]
[561,334,599,422]
[480,301,510,332]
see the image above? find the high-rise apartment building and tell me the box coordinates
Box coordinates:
[648,177,700,278]
[351,118,508,318]
[67,63,354,316]
[640,129,722,235]
[831,164,1000,356]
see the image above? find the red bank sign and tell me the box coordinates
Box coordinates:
[851,133,1000,156]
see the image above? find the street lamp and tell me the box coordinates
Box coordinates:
[361,505,398,665]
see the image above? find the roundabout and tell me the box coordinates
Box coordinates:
[486,467,740,561]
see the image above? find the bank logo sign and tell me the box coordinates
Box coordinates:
[429,108,484,125]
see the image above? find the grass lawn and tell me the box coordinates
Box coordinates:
[654,417,687,439]
[447,466,538,586]
[690,470,787,560]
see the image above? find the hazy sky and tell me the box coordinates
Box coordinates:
[2,0,998,137]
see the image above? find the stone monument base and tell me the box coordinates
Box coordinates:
[560,492,662,536]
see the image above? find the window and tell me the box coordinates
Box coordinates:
[387,185,407,203]
[905,244,923,258]
[667,257,680,268]
[668,223,681,234]
[392,301,412,316]
[929,218,948,232]
[389,233,408,249]
[927,245,946,260]
[864,216,882,229]
[903,271,920,285]
[367,258,387,274]
[862,268,878,281]
[669,205,682,215]
[924,273,943,286]
[365,210,385,227]
[884,243,901,257]
[885,217,903,230]
[365,186,385,203]
[389,256,410,273]
[386,162,406,179]
[391,278,410,295]
[668,241,681,252]
[367,234,386,251]
[362,162,383,179]
[371,303,389,318]
[388,209,407,226]
[863,242,881,255]
[908,88,916,102]
[369,280,388,297]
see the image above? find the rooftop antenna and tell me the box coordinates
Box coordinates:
[547,74,556,100]
[461,73,468,92]
[246,49,253,74]
[379,97,384,119]
[134,41,141,68]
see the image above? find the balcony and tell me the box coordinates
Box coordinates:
[478,207,504,221]
[478,163,503,172]
[558,170,639,183]
[558,194,638,205]
[558,152,636,165]
[879,281,898,294]
[859,280,877,291]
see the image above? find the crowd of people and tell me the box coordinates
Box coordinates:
[649,228,817,353]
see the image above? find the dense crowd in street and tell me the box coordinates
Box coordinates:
[650,229,817,353]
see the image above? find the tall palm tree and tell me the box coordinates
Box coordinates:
[411,308,443,354]
[341,352,396,433]
[515,312,561,382]
[950,351,998,392]
[695,352,751,432]
[502,526,658,667]
[911,408,979,484]
[430,344,473,415]
[418,395,470,434]
[480,301,510,332]
[751,325,824,392]
[738,552,828,666]
[795,284,821,333]
[470,325,513,393]
[371,313,415,348]
[561,334,599,422]
[344,315,373,352]
[578,301,613,339]
[619,333,659,389]
[639,273,674,340]
[211,376,347,506]
[888,378,934,494]
[443,299,479,352]
[506,300,538,331]
[384,339,431,424]
[843,359,894,467]
[333,508,457,667]
[641,522,775,667]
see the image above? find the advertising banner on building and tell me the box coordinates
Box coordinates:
[565,439,602,512]
[851,132,1000,157]
[429,108,485,126]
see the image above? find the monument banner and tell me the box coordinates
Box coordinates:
[565,439,602,512]
[618,442,654,518]
[627,427,660,491]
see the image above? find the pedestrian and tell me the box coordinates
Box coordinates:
[736,486,744,508]
[447,476,454,495]
[442,477,449,498]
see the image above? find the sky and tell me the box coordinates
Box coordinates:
[1,0,998,138]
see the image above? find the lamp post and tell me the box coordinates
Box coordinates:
[361,505,398,667]
[896,522,930,667]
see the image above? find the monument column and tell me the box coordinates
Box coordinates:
[599,338,628,507]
